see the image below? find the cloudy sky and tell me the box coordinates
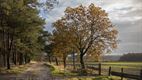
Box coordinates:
[40,0,142,55]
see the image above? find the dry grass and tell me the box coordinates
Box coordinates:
[0,62,35,74]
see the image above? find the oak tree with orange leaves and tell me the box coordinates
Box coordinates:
[53,4,118,69]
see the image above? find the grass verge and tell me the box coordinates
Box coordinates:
[66,76,127,80]
[0,63,32,74]
[44,63,78,77]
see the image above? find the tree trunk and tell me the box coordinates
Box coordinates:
[63,54,67,68]
[6,52,10,69]
[6,31,14,69]
[19,53,23,65]
[80,53,85,69]
[0,8,6,67]
[2,53,6,67]
[6,32,10,69]
[72,52,76,70]
[12,52,14,64]
[24,54,27,64]
[55,57,58,66]
[25,53,30,64]
[2,28,6,67]
[12,46,17,65]
[14,51,17,65]
[0,49,3,67]
[28,57,31,63]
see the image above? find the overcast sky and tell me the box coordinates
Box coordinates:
[40,0,142,55]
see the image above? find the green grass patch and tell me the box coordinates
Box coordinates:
[66,76,127,80]
[45,63,78,77]
[67,62,142,69]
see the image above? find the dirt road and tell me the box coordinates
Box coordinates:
[0,62,54,80]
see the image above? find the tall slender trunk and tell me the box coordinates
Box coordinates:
[55,57,58,66]
[0,4,6,67]
[14,48,17,65]
[7,31,14,69]
[6,31,10,69]
[6,52,10,69]
[63,54,67,69]
[0,50,3,67]
[2,52,6,67]
[12,52,15,64]
[19,53,23,65]
[24,54,26,64]
[2,28,6,67]
[7,28,15,69]
[13,52,17,65]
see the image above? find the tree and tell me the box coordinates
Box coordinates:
[38,0,59,13]
[119,53,142,62]
[0,0,45,69]
[39,31,53,63]
[53,4,118,69]
[44,43,53,63]
[51,29,72,68]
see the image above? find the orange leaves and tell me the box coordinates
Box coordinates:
[52,3,118,59]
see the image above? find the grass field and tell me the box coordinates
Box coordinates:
[47,62,132,80]
[66,62,142,76]
[65,76,127,80]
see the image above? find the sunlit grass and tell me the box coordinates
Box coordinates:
[46,62,140,80]
[67,61,142,69]
[0,63,32,74]
[65,76,127,80]
[44,63,78,77]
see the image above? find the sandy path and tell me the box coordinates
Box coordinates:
[0,62,54,80]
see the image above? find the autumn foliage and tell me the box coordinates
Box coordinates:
[52,4,118,69]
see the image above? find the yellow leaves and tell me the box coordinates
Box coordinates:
[65,7,74,14]
[75,5,85,15]
[65,5,85,16]
[111,28,118,35]
[88,3,108,18]
[52,3,118,59]
[112,43,117,49]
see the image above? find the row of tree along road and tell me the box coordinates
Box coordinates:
[0,0,55,69]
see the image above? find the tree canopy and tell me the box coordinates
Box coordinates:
[0,0,45,69]
[52,4,118,69]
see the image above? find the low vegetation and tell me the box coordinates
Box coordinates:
[66,76,126,80]
[45,62,132,80]
[45,63,78,77]
[0,62,32,74]
[119,53,142,61]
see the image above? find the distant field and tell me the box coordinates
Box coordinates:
[66,62,142,75]
[90,62,142,68]
[90,62,142,75]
